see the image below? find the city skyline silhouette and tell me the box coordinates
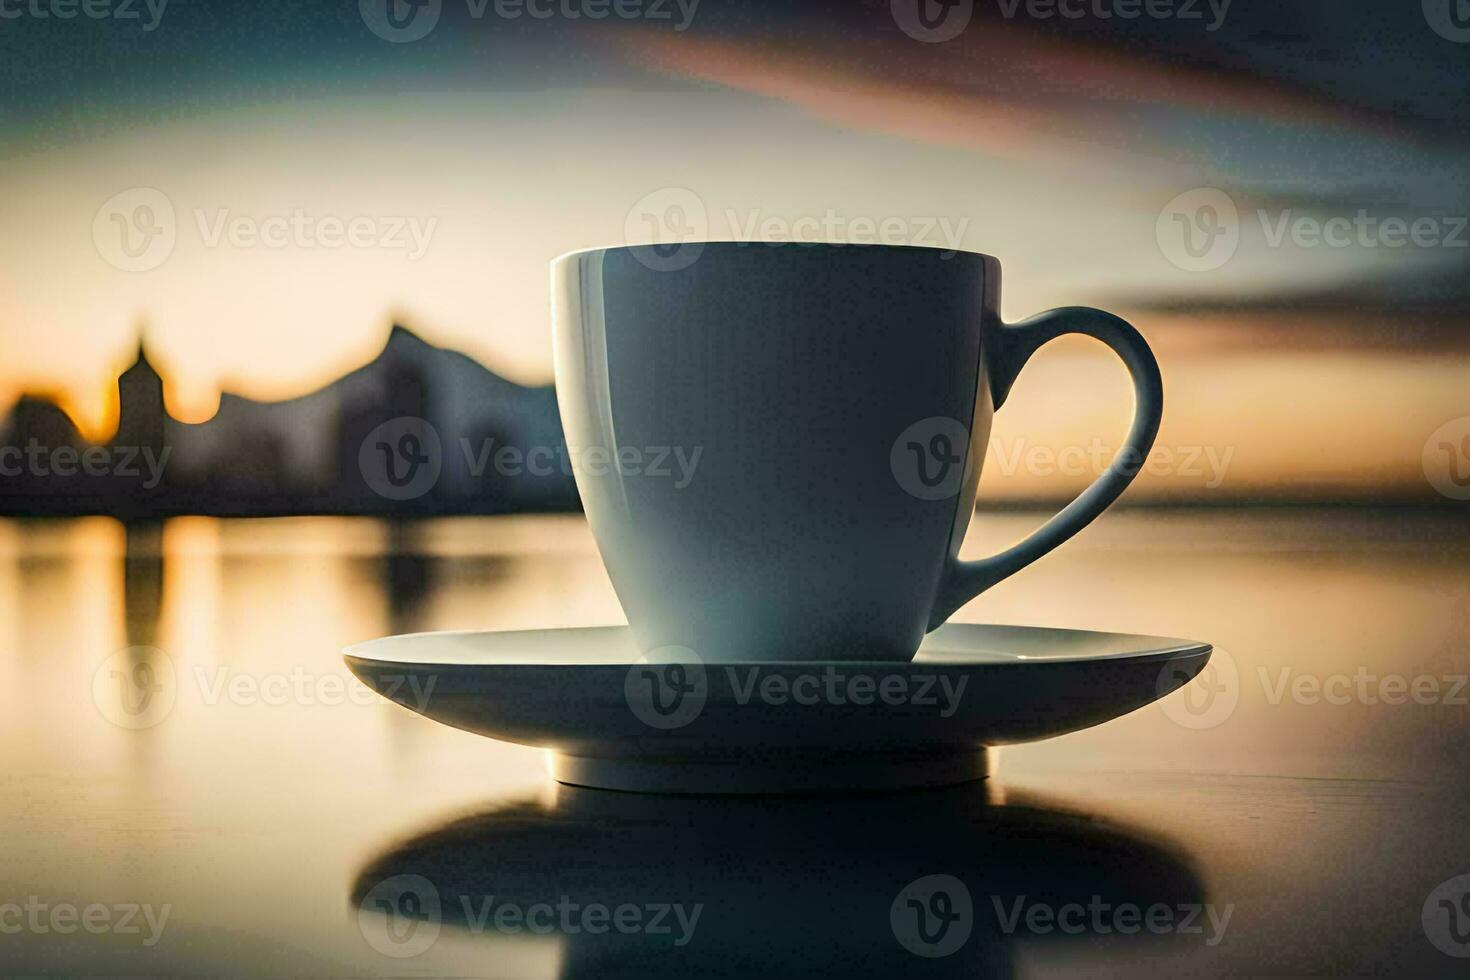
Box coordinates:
[0,324,579,519]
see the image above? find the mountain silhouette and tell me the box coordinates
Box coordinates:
[0,327,580,519]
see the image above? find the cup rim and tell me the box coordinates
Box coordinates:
[550,240,998,266]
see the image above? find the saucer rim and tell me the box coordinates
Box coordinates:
[343,623,1212,669]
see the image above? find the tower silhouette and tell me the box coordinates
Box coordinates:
[114,342,165,458]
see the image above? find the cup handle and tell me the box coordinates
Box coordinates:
[928,306,1163,629]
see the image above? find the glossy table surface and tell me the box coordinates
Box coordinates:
[1,508,1467,977]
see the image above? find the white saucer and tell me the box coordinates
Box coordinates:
[344,624,1210,794]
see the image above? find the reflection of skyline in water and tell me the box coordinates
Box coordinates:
[383,523,435,637]
[123,522,163,647]
[0,510,1467,975]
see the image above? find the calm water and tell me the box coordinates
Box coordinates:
[1,509,1468,977]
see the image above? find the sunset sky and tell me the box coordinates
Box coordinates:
[2,0,1467,499]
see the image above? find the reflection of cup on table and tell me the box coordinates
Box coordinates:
[352,783,1206,978]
